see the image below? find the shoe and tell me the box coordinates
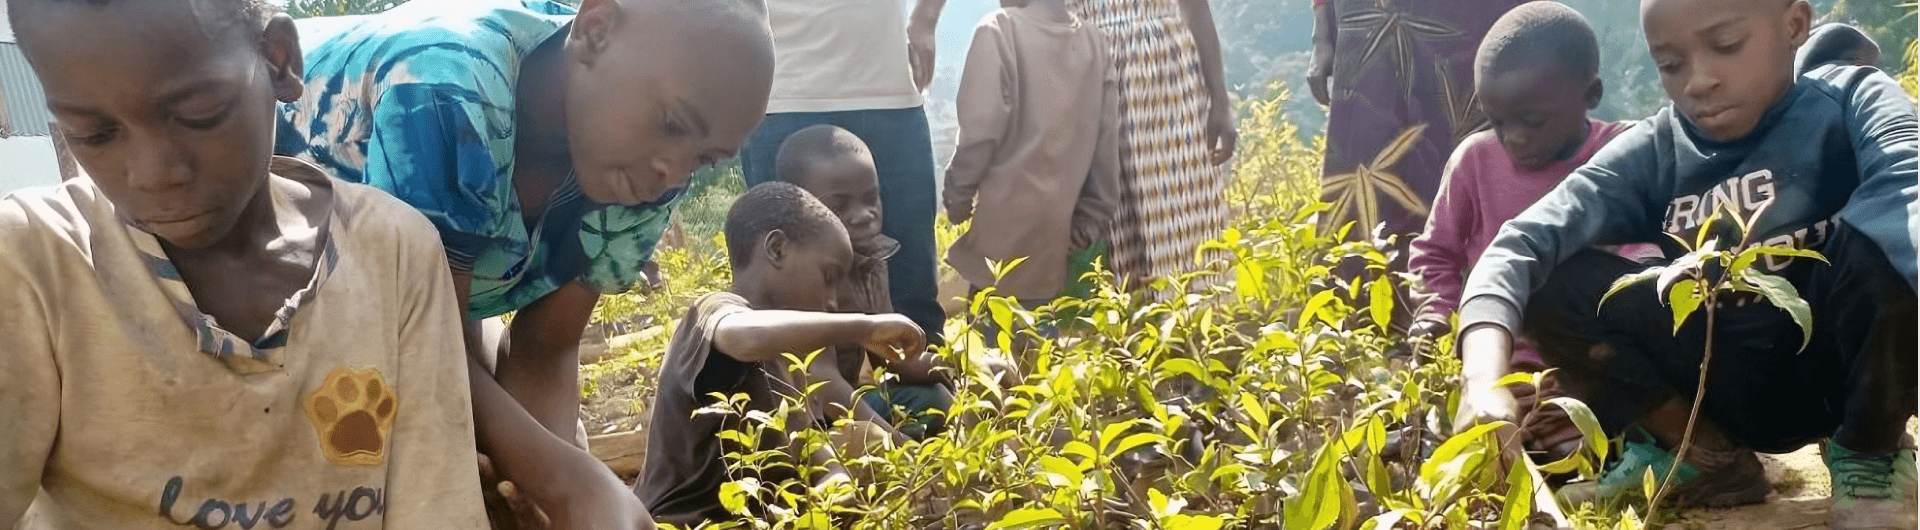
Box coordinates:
[1825,440,1918,529]
[1558,429,1770,509]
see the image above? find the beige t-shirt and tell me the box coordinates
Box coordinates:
[766,0,924,113]
[0,158,486,529]
[943,7,1120,300]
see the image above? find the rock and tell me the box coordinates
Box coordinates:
[589,428,648,479]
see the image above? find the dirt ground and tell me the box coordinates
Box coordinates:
[1671,419,1919,530]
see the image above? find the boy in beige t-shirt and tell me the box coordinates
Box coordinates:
[0,0,485,527]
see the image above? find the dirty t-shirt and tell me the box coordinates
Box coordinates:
[0,158,486,529]
[635,293,791,525]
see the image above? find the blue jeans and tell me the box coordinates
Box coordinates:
[741,107,947,343]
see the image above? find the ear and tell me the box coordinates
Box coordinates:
[1585,77,1604,110]
[761,228,789,269]
[566,0,625,67]
[1784,0,1813,49]
[263,13,304,103]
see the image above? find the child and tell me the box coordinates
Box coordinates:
[1407,1,1635,464]
[1453,0,1916,526]
[274,0,775,524]
[775,125,955,441]
[0,0,484,527]
[634,182,924,525]
[943,0,1119,304]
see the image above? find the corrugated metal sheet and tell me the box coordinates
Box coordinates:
[0,42,51,137]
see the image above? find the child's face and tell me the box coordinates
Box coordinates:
[1642,0,1810,142]
[761,221,855,312]
[17,0,302,249]
[1477,62,1599,170]
[793,155,883,248]
[564,0,773,206]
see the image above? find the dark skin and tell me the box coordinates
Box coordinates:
[787,154,884,255]
[1456,0,1811,435]
[1409,61,1603,342]
[17,0,313,341]
[723,217,926,468]
[1175,0,1239,166]
[785,154,952,444]
[1477,62,1602,172]
[1642,0,1811,143]
[453,0,773,528]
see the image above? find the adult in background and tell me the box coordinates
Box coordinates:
[1308,0,1523,242]
[1068,0,1237,298]
[738,0,951,344]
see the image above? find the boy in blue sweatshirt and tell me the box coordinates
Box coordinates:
[1451,0,1916,526]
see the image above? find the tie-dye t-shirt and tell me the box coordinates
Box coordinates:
[275,0,681,319]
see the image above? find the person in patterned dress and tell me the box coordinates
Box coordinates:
[1308,0,1525,241]
[273,0,775,527]
[1069,0,1237,297]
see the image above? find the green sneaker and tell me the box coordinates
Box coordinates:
[1558,430,1770,509]
[1825,440,1918,530]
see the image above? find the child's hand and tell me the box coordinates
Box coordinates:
[1068,213,1105,253]
[1454,384,1519,434]
[1408,319,1450,341]
[881,349,948,385]
[860,314,926,363]
[946,199,973,224]
[478,453,550,530]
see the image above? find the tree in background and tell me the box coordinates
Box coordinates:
[284,0,401,18]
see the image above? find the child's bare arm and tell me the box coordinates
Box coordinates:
[713,311,924,365]
[1454,324,1519,431]
[452,272,655,529]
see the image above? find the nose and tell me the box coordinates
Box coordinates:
[650,156,693,195]
[1684,62,1721,100]
[1501,127,1531,153]
[127,134,192,193]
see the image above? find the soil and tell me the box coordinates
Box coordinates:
[1670,419,1919,530]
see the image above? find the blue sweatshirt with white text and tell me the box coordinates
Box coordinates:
[1460,65,1917,338]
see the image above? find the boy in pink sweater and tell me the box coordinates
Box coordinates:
[1407,2,1640,462]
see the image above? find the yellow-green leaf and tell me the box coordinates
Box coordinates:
[1742,271,1815,352]
[1666,278,1702,334]
[990,507,1067,529]
[1369,276,1395,331]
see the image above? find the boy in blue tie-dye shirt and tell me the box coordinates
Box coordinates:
[275,0,776,526]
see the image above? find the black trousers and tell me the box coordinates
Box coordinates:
[1523,224,1916,454]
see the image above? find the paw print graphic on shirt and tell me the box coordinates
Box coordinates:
[304,368,398,466]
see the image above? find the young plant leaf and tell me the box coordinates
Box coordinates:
[989,507,1067,529]
[1730,245,1827,275]
[1600,268,1662,312]
[1542,396,1609,463]
[1740,271,1816,352]
[1666,278,1703,334]
[1369,276,1395,331]
[1499,453,1535,530]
